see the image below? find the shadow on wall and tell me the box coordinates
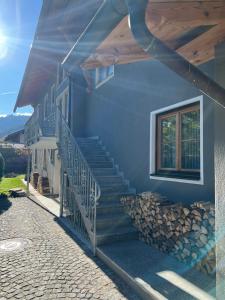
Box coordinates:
[0,194,11,214]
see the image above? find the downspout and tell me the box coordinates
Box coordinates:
[125,0,225,108]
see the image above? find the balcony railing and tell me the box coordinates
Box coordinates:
[24,105,56,146]
[55,77,70,98]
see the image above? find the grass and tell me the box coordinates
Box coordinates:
[0,175,26,195]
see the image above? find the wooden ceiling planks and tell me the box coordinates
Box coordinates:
[146,1,225,27]
[82,0,225,69]
[178,21,225,64]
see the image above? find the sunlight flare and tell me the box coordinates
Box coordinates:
[0,30,8,59]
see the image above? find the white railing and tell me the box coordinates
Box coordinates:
[57,107,101,253]
[24,105,56,146]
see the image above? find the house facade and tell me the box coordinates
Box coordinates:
[14,0,225,296]
[4,129,25,145]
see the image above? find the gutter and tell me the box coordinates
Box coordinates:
[62,0,127,71]
[125,0,225,108]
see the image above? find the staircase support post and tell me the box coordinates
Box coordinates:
[26,149,31,196]
[59,167,64,217]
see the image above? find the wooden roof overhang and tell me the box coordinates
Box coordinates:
[82,0,225,70]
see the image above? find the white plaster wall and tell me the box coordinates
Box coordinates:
[31,147,61,195]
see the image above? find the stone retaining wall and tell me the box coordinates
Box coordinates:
[121,192,215,275]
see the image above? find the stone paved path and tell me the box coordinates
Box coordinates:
[0,197,139,300]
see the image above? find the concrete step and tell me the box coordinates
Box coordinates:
[78,142,102,148]
[96,213,132,230]
[86,156,111,163]
[81,150,106,156]
[76,138,100,144]
[96,202,125,216]
[96,226,138,246]
[100,191,135,202]
[96,175,125,185]
[89,161,114,168]
[85,154,109,159]
[101,184,129,194]
[92,168,118,176]
[98,181,126,188]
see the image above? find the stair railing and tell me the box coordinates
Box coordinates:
[56,106,101,254]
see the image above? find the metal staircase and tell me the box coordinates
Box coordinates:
[57,108,138,253]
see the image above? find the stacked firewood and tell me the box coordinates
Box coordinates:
[121,192,215,275]
[37,176,50,195]
[31,172,39,189]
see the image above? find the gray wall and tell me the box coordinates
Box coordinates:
[214,42,225,299]
[75,60,215,204]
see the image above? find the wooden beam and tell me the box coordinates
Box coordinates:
[178,22,225,64]
[146,1,225,28]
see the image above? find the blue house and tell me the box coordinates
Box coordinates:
[14,0,225,297]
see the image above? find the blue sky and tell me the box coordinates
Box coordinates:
[0,0,42,116]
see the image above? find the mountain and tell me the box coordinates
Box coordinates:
[0,114,30,138]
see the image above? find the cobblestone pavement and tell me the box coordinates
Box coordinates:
[0,197,139,300]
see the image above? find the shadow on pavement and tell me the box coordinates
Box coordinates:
[53,216,140,300]
[26,195,140,299]
[0,194,12,215]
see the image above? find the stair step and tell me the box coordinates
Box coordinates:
[98,181,126,187]
[89,162,114,168]
[86,157,111,163]
[96,175,124,184]
[92,168,118,176]
[85,154,109,159]
[76,138,99,143]
[96,213,132,230]
[76,137,99,140]
[100,190,134,200]
[78,144,102,149]
[96,203,125,215]
[81,150,106,156]
[96,226,138,246]
[101,184,129,194]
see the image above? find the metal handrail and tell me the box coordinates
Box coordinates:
[56,106,101,253]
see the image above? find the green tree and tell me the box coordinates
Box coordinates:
[0,152,5,182]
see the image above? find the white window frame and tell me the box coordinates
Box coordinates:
[95,65,114,89]
[150,95,204,185]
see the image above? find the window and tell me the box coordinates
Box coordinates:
[95,65,114,88]
[34,149,38,167]
[43,150,47,170]
[51,84,55,107]
[44,94,48,119]
[50,149,55,165]
[150,97,203,184]
[57,63,63,85]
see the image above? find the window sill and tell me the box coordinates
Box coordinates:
[150,173,204,185]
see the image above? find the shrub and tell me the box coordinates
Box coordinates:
[0,152,5,181]
[0,147,27,175]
